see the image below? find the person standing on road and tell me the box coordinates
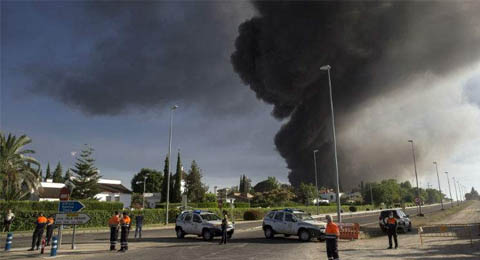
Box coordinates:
[3,209,15,232]
[28,212,47,251]
[119,211,131,252]
[45,215,55,246]
[385,212,398,249]
[219,210,229,245]
[324,215,340,260]
[134,212,144,239]
[108,211,120,251]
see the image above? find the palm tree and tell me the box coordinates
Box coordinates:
[0,133,41,201]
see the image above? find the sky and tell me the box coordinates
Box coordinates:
[1,1,479,197]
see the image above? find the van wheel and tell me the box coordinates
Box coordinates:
[407,223,412,232]
[202,229,213,241]
[176,227,185,239]
[298,229,311,242]
[264,226,274,239]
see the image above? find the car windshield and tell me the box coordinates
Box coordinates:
[201,214,221,221]
[294,213,313,221]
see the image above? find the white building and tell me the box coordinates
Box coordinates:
[319,191,344,203]
[32,178,132,208]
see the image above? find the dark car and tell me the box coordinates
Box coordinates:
[378,209,412,233]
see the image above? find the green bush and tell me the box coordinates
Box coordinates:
[349,206,357,212]
[234,202,250,208]
[243,209,264,220]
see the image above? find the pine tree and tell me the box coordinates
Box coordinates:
[186,160,208,202]
[161,155,170,203]
[64,169,72,182]
[52,162,64,183]
[44,163,52,181]
[70,145,101,199]
[172,152,183,203]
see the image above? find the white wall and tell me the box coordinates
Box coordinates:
[119,193,131,208]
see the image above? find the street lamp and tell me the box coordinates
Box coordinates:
[320,64,341,223]
[165,105,179,225]
[408,140,423,216]
[313,149,319,215]
[445,172,453,207]
[452,176,459,206]
[433,162,444,210]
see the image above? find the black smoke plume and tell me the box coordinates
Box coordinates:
[231,1,480,188]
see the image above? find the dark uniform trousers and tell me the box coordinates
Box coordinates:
[31,227,45,249]
[220,226,227,244]
[110,226,118,250]
[120,225,129,250]
[326,236,339,260]
[387,226,398,248]
[46,225,54,245]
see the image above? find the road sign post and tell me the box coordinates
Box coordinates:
[57,200,86,250]
[57,187,70,250]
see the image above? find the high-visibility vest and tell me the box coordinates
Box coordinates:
[108,216,120,227]
[36,216,47,229]
[47,217,55,225]
[387,217,397,225]
[121,216,131,227]
[325,222,340,239]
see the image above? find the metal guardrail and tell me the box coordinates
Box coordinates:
[418,223,480,246]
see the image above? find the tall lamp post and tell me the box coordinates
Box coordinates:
[445,172,453,207]
[320,65,341,223]
[165,105,179,225]
[408,140,422,216]
[452,176,459,206]
[433,162,444,210]
[313,149,319,215]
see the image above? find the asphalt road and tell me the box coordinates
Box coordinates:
[4,203,448,250]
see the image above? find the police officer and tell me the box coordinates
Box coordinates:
[108,211,120,251]
[385,212,398,249]
[219,211,228,245]
[45,215,55,246]
[119,212,131,252]
[324,215,340,260]
[28,212,47,251]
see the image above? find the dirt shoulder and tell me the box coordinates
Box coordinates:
[336,201,480,259]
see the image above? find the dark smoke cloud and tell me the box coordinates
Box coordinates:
[231,1,480,188]
[22,1,254,117]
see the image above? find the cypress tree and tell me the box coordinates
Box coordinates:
[45,163,52,181]
[64,169,72,182]
[52,162,64,183]
[186,161,207,202]
[70,145,101,199]
[161,156,170,202]
[172,152,183,203]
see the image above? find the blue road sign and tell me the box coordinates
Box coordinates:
[58,201,85,213]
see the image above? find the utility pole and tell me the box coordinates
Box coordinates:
[313,150,319,215]
[452,176,459,206]
[433,162,444,210]
[408,140,422,216]
[165,105,178,225]
[370,183,374,206]
[445,172,453,207]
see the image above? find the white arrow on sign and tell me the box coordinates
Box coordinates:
[55,213,91,225]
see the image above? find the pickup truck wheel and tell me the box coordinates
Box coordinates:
[298,229,311,242]
[176,227,185,239]
[284,234,291,238]
[407,223,412,232]
[264,226,274,239]
[202,229,213,241]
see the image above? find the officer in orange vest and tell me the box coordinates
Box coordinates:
[324,215,340,260]
[385,212,398,249]
[119,212,131,252]
[28,212,47,251]
[108,211,120,251]
[45,215,55,246]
